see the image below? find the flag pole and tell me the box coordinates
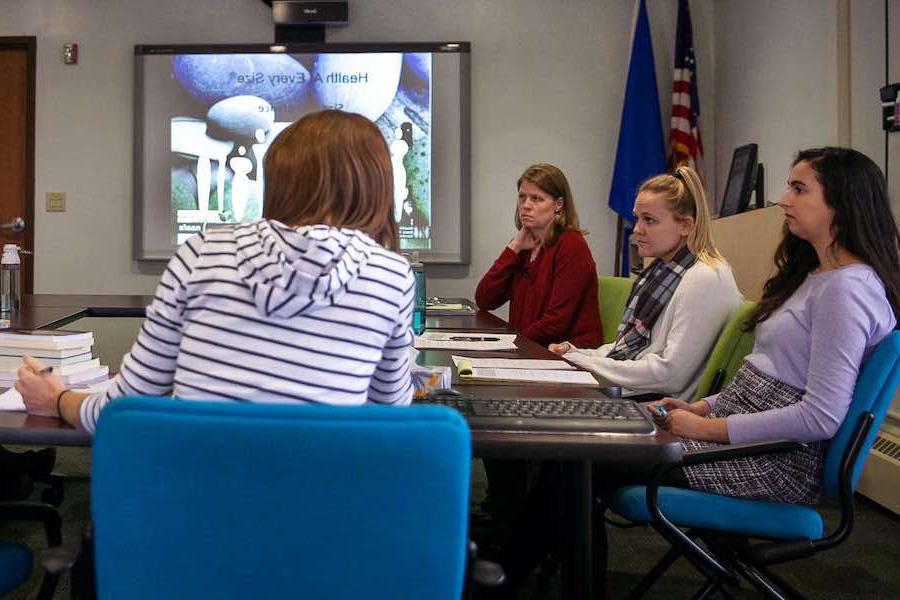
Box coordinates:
[607,0,665,278]
[614,216,623,276]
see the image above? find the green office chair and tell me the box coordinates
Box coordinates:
[693,300,757,400]
[598,276,633,344]
[592,301,759,588]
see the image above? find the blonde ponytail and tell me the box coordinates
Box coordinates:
[638,166,724,265]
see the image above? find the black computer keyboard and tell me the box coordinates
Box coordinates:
[419,392,656,434]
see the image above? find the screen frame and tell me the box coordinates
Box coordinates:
[133,42,471,264]
[719,143,759,218]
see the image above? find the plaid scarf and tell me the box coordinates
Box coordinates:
[607,246,697,360]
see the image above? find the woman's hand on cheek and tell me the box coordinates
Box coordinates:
[508,227,538,253]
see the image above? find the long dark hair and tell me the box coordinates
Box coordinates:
[746,147,900,330]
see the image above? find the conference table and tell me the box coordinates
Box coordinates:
[417,329,681,599]
[0,295,157,446]
[1,294,683,599]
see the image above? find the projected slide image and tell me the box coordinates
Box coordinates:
[168,52,432,249]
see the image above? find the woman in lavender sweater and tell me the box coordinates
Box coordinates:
[653,147,900,504]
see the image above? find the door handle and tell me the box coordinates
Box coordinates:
[0,217,25,233]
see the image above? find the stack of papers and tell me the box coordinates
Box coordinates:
[427,302,467,311]
[425,298,476,314]
[0,329,109,387]
[450,356,599,387]
[414,331,518,351]
[452,357,576,372]
[0,329,94,349]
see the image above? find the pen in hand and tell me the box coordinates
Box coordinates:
[36,366,54,376]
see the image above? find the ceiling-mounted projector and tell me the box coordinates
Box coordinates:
[272,1,349,26]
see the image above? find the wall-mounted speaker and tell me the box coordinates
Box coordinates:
[272,1,349,26]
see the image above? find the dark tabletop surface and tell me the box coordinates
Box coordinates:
[0,296,682,463]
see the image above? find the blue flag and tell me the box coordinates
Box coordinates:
[608,0,666,276]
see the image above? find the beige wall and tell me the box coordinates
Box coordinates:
[1,0,273,294]
[849,0,900,215]
[713,0,840,212]
[4,0,891,320]
[1,0,711,300]
[710,206,782,301]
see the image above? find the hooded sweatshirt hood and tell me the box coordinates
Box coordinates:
[235,220,375,318]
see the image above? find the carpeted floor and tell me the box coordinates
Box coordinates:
[2,447,92,600]
[476,464,900,599]
[2,452,899,599]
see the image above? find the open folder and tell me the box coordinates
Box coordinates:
[450,356,599,386]
[451,356,576,372]
[455,367,599,387]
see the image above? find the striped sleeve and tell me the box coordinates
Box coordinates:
[79,236,199,432]
[366,267,415,406]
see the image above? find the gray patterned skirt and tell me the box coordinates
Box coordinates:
[682,362,825,504]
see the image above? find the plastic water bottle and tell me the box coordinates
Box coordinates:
[410,254,426,335]
[1,244,21,314]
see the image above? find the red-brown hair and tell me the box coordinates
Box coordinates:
[263,110,398,250]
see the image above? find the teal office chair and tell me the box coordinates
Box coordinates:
[0,502,63,599]
[0,540,31,595]
[609,331,900,599]
[91,397,476,600]
[692,300,757,400]
[597,275,633,344]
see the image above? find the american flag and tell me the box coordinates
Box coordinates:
[668,0,703,170]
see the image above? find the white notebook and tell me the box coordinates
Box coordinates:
[0,330,94,350]
[451,356,576,373]
[414,331,518,351]
[456,368,599,387]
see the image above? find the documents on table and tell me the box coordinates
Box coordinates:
[0,388,25,412]
[414,331,518,351]
[0,329,94,350]
[428,302,466,310]
[0,378,115,412]
[0,329,109,388]
[450,356,576,373]
[425,298,476,314]
[448,355,597,386]
[456,367,599,386]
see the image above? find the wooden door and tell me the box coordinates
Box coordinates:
[0,37,35,294]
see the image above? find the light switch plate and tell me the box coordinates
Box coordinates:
[46,192,66,212]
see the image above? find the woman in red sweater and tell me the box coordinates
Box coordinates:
[475,163,602,347]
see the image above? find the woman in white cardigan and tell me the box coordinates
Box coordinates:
[492,166,742,598]
[551,166,741,400]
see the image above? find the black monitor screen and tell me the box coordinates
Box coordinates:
[720,143,759,218]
